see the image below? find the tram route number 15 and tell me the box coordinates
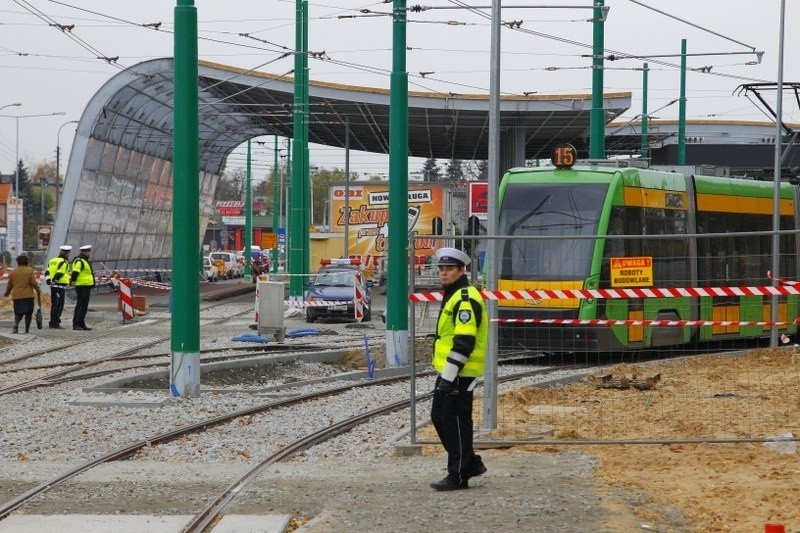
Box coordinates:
[552,143,577,169]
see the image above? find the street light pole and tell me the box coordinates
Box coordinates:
[56,120,79,218]
[4,111,66,254]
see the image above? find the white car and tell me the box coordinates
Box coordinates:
[202,256,218,282]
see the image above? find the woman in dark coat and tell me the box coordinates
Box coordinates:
[4,255,41,334]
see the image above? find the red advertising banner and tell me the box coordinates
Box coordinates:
[469,181,488,220]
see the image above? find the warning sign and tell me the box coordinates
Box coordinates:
[610,256,653,287]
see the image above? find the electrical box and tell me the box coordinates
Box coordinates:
[256,277,285,341]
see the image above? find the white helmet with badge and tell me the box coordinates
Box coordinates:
[435,247,470,267]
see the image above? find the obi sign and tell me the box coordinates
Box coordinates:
[610,256,653,287]
[329,184,446,260]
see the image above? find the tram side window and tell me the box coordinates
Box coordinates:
[600,205,689,287]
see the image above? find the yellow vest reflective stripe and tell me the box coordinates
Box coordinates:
[46,256,69,285]
[433,285,487,378]
[72,257,95,287]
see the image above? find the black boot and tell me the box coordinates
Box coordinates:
[430,475,469,491]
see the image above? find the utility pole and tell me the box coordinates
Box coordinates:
[170,0,201,397]
[589,0,606,159]
[386,0,409,367]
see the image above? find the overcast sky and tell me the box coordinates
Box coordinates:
[0,0,797,182]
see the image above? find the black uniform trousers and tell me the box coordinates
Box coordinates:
[431,375,482,482]
[49,285,66,327]
[73,286,92,327]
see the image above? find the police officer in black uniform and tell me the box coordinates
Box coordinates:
[430,247,488,491]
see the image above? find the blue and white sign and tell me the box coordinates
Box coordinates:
[277,227,286,245]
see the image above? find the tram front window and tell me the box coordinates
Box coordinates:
[499,183,608,280]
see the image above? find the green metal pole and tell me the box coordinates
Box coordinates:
[290,0,309,298]
[386,0,409,367]
[244,139,252,281]
[678,39,687,165]
[641,63,649,160]
[286,139,292,274]
[171,0,200,397]
[272,136,279,273]
[301,1,311,277]
[589,0,605,160]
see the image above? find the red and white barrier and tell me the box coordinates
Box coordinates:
[285,300,352,307]
[130,278,171,291]
[497,318,800,327]
[353,271,365,322]
[119,278,134,322]
[409,284,800,303]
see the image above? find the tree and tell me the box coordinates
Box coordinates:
[421,158,441,181]
[215,168,246,201]
[310,167,347,225]
[446,158,464,181]
[14,160,46,249]
[463,160,489,181]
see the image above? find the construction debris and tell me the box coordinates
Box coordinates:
[587,372,661,390]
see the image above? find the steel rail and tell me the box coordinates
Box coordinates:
[181,366,576,532]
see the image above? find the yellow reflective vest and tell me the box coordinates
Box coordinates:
[46,256,70,286]
[433,282,487,378]
[71,255,95,287]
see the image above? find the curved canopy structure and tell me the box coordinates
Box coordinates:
[50,58,631,269]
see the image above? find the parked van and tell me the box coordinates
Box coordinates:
[209,251,241,279]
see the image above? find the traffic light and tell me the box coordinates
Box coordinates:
[432,216,443,235]
[467,215,480,236]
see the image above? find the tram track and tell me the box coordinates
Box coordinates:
[0,296,252,369]
[0,366,574,524]
[0,303,261,396]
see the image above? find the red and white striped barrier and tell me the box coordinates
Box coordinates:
[285,300,352,307]
[767,270,799,286]
[353,271,365,322]
[119,278,134,322]
[131,278,171,291]
[496,318,800,327]
[409,284,800,303]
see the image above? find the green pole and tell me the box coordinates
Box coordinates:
[289,0,309,298]
[272,136,279,273]
[589,0,605,160]
[301,1,311,278]
[386,0,409,367]
[678,39,687,165]
[244,139,252,280]
[641,63,649,160]
[286,139,292,274]
[170,0,200,397]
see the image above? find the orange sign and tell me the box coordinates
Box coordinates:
[610,256,653,287]
[329,184,446,261]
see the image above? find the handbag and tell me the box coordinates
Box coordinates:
[35,306,43,330]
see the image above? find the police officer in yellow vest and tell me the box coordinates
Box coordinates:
[430,247,488,491]
[70,244,95,331]
[44,244,72,329]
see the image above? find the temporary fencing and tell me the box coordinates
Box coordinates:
[406,232,800,449]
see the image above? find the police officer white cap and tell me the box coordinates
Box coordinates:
[59,245,72,252]
[80,245,92,251]
[435,247,470,267]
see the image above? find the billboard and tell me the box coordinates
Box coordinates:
[468,181,488,220]
[329,184,446,264]
[7,198,23,255]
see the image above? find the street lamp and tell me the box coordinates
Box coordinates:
[0,103,21,114]
[56,120,79,217]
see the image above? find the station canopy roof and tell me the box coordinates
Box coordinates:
[94,59,632,175]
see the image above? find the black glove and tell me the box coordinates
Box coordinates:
[436,378,459,395]
[45,279,52,285]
